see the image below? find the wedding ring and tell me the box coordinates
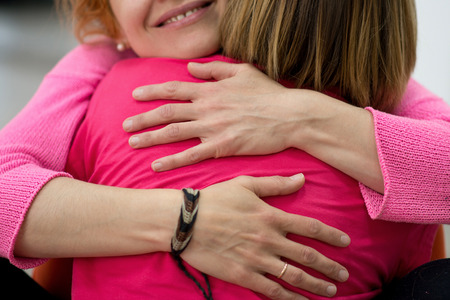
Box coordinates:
[277,262,288,279]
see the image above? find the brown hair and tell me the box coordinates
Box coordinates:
[220,0,417,112]
[55,0,120,42]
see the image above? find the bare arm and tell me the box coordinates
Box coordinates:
[0,43,134,268]
[290,90,383,193]
[15,177,180,258]
[16,175,351,299]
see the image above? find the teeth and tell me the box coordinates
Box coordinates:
[162,7,201,26]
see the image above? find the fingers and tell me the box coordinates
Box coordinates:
[152,143,215,172]
[133,62,256,101]
[276,240,349,283]
[235,174,306,198]
[123,103,196,133]
[128,124,196,149]
[187,61,243,81]
[133,81,201,102]
[183,248,309,300]
[281,215,351,248]
[267,262,338,298]
[244,273,309,300]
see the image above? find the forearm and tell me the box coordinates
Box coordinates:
[0,43,134,266]
[15,177,181,259]
[287,90,384,193]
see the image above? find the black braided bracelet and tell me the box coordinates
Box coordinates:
[171,188,213,300]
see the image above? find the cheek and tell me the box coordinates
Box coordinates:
[112,3,150,40]
[179,29,221,58]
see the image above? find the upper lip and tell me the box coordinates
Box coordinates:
[153,0,212,27]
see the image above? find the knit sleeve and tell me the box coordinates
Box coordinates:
[0,43,134,268]
[361,79,450,224]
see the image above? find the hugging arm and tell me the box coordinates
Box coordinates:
[0,46,350,298]
[18,173,349,298]
[0,42,132,268]
[126,61,450,224]
[361,85,450,223]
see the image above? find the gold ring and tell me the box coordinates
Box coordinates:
[277,262,288,279]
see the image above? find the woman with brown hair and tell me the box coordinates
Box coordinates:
[129,0,450,224]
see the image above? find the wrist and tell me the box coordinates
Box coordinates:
[139,188,184,253]
[283,89,332,151]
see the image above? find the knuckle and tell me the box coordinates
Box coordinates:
[235,175,249,184]
[307,218,322,236]
[187,149,200,163]
[159,104,175,119]
[265,285,284,300]
[301,247,317,265]
[328,263,343,279]
[287,269,305,286]
[164,81,180,98]
[252,232,272,247]
[165,124,180,138]
[261,210,279,227]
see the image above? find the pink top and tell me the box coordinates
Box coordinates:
[66,57,437,299]
[0,44,449,270]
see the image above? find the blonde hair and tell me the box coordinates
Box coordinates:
[55,0,120,42]
[220,0,417,112]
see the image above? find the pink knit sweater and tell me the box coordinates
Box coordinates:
[1,44,449,269]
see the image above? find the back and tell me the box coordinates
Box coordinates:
[66,56,437,299]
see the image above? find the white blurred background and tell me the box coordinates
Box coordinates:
[0,1,449,256]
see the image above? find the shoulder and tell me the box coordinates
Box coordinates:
[394,78,448,118]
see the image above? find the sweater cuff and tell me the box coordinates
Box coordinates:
[0,165,72,269]
[359,107,390,220]
[361,107,450,224]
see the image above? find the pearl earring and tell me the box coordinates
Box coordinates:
[117,42,127,52]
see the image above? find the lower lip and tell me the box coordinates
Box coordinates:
[158,4,211,29]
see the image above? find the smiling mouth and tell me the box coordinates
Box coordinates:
[158,3,211,27]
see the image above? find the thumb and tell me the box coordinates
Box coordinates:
[237,174,305,198]
[187,61,240,81]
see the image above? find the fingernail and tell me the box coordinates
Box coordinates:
[341,235,351,246]
[133,88,143,98]
[123,119,133,131]
[290,173,304,181]
[152,162,162,172]
[338,269,349,282]
[129,136,140,147]
[326,285,337,296]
